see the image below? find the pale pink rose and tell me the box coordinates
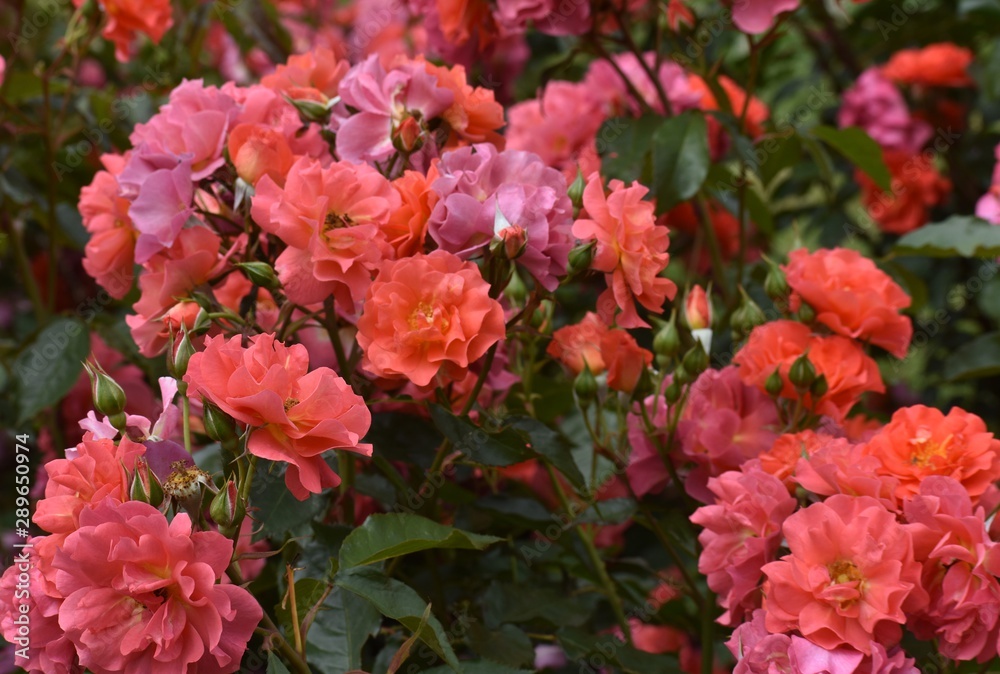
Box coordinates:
[117,148,195,264]
[428,143,573,290]
[53,499,261,674]
[335,55,454,164]
[129,79,239,179]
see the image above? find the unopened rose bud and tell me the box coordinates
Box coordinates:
[684,286,712,331]
[286,96,332,124]
[496,225,528,260]
[630,367,655,402]
[653,315,682,366]
[567,241,596,276]
[236,261,282,291]
[568,169,585,213]
[574,364,598,407]
[392,115,424,153]
[203,402,238,444]
[130,457,164,507]
[764,258,789,301]
[85,360,127,418]
[765,367,784,397]
[789,352,817,392]
[797,302,816,324]
[210,479,243,534]
[810,373,829,399]
[170,329,195,378]
[731,288,766,340]
[664,378,683,404]
[505,270,527,305]
[682,343,709,375]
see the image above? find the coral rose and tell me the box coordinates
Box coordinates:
[861,404,1000,503]
[572,174,677,328]
[783,247,913,358]
[881,43,974,88]
[602,329,653,393]
[733,320,885,422]
[184,333,373,500]
[357,250,506,387]
[762,495,928,654]
[79,157,137,299]
[73,0,173,61]
[547,312,609,375]
[385,167,439,258]
[53,499,261,673]
[251,157,400,310]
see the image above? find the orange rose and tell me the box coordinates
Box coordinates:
[421,59,506,147]
[733,320,885,421]
[862,405,1000,503]
[601,329,653,393]
[357,250,506,387]
[547,312,609,375]
[384,167,439,258]
[858,149,951,235]
[227,123,294,186]
[882,43,974,88]
[783,247,912,358]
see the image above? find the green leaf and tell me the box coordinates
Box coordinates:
[598,115,662,185]
[339,513,502,568]
[651,111,710,212]
[757,132,802,187]
[275,579,330,638]
[335,566,462,672]
[575,498,638,525]
[943,332,1000,381]
[466,623,534,667]
[556,627,682,674]
[430,406,533,466]
[421,664,533,674]
[893,217,1000,258]
[267,652,292,674]
[810,125,891,191]
[13,317,90,423]
[506,417,586,491]
[305,586,381,674]
[249,460,327,539]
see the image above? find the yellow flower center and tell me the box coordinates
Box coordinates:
[827,559,864,586]
[909,427,952,467]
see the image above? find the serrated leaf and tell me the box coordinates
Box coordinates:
[893,217,1000,258]
[335,566,462,673]
[810,125,891,191]
[339,513,502,568]
[14,317,90,423]
[651,112,710,212]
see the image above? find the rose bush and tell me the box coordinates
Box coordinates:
[3,0,1000,673]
